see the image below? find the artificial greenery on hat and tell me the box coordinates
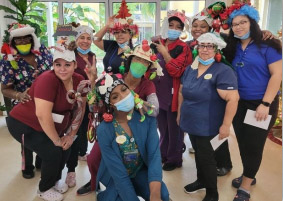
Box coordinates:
[0,0,45,36]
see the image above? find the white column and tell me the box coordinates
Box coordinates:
[46,2,55,46]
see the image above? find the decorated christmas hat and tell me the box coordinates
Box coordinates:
[160,10,191,39]
[8,23,40,51]
[221,0,259,27]
[124,40,163,79]
[109,0,139,37]
[191,2,227,32]
[52,41,76,63]
[1,23,41,69]
[95,73,125,104]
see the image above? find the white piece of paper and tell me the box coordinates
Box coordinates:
[52,113,64,124]
[210,134,228,151]
[243,109,271,130]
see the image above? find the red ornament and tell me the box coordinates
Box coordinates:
[212,19,221,33]
[150,55,157,61]
[215,52,222,62]
[103,113,113,122]
[142,40,148,45]
[222,24,229,30]
[142,44,150,52]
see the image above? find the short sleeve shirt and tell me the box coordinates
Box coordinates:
[10,71,84,136]
[75,50,95,80]
[0,44,53,93]
[180,63,238,136]
[123,74,156,100]
[103,40,126,74]
[232,42,282,100]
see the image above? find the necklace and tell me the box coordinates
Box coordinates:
[236,40,253,68]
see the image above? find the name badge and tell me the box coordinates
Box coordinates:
[124,149,138,162]
[204,74,213,80]
[116,135,127,144]
[52,113,64,123]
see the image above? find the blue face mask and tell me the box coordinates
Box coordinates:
[118,41,128,49]
[77,47,91,55]
[234,31,251,40]
[114,92,134,112]
[167,29,182,40]
[198,57,215,66]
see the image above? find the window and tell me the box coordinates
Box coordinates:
[160,1,205,41]
[28,1,59,47]
[112,2,156,44]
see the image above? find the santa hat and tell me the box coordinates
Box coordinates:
[1,23,41,69]
[109,0,139,37]
[8,23,41,51]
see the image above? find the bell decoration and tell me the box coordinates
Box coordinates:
[192,48,198,59]
[149,72,157,80]
[119,62,126,74]
[212,19,222,33]
[215,51,222,62]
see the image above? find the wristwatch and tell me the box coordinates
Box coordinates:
[261,101,271,107]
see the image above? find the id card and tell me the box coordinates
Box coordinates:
[124,149,138,162]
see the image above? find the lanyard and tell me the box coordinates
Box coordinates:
[108,48,118,69]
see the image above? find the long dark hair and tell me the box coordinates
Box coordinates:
[223,16,282,63]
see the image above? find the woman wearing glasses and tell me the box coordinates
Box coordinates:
[93,14,138,74]
[177,33,239,201]
[0,23,53,179]
[222,3,282,201]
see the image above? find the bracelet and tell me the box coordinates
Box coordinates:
[53,138,61,145]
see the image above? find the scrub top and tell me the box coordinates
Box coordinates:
[232,42,282,100]
[103,40,126,74]
[180,62,238,136]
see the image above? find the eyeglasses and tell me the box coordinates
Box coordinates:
[231,20,248,28]
[198,44,215,50]
[14,36,32,44]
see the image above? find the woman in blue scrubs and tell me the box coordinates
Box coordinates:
[222,3,282,201]
[93,74,169,201]
[177,33,239,201]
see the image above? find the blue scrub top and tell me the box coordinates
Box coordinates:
[232,42,282,100]
[103,40,125,74]
[180,62,238,136]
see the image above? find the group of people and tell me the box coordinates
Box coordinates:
[0,1,281,201]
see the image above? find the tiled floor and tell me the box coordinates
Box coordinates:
[0,116,281,201]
